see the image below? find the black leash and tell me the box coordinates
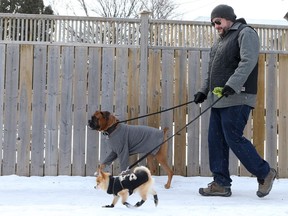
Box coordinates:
[120,95,224,175]
[118,100,195,123]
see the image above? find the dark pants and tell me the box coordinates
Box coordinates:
[208,105,270,187]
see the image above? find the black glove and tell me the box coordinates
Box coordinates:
[222,85,235,97]
[194,92,207,104]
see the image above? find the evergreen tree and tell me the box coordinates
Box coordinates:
[0,0,53,14]
[0,0,54,41]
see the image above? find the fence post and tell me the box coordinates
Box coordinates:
[139,11,151,124]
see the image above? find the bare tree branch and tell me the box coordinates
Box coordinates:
[72,0,178,19]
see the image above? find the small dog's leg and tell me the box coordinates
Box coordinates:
[107,195,119,208]
[102,204,114,208]
[134,199,145,207]
[153,194,158,206]
[123,202,134,208]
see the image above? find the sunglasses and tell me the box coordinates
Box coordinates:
[211,20,221,26]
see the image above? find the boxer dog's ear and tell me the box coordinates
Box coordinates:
[101,111,111,121]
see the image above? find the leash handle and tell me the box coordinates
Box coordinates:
[128,95,224,170]
[118,100,195,123]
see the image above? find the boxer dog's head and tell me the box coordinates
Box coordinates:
[88,111,119,131]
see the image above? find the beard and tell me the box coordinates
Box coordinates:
[217,27,229,37]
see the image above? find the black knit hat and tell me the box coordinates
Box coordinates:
[211,4,237,21]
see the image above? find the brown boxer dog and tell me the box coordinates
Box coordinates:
[88,111,173,189]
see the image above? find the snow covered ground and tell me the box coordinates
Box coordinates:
[0,174,287,216]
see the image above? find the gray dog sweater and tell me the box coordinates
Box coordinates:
[102,124,164,171]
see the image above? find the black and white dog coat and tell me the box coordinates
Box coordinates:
[106,169,149,196]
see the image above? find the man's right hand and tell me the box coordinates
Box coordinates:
[194,92,207,104]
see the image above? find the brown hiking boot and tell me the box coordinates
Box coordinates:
[257,168,277,198]
[199,181,232,197]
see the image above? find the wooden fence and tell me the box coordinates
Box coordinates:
[0,13,288,177]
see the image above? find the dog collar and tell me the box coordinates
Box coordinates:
[103,122,119,136]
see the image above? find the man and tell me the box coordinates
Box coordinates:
[194,4,276,197]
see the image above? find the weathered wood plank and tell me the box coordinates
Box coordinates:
[100,47,115,173]
[199,51,211,177]
[147,49,161,129]
[45,45,60,176]
[278,54,288,177]
[31,45,47,176]
[253,54,265,157]
[59,46,74,175]
[127,48,140,123]
[3,44,19,175]
[72,46,88,176]
[17,44,33,176]
[161,49,174,176]
[113,47,128,175]
[265,53,278,168]
[86,47,101,176]
[0,44,6,175]
[173,49,187,176]
[147,49,161,175]
[187,50,201,176]
[126,48,140,172]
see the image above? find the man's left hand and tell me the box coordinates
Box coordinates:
[222,85,235,97]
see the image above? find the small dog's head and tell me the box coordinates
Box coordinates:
[95,168,111,191]
[88,111,118,131]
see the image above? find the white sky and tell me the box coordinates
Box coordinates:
[44,0,288,22]
[176,0,288,21]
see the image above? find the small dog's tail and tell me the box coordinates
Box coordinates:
[134,166,152,177]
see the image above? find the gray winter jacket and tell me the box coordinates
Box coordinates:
[199,19,259,108]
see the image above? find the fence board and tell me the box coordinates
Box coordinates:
[115,48,129,120]
[113,47,129,175]
[0,44,5,175]
[146,49,161,174]
[59,46,74,175]
[3,44,19,175]
[17,44,33,176]
[100,47,115,173]
[161,49,174,176]
[265,54,278,168]
[72,46,88,176]
[173,50,187,176]
[147,49,161,129]
[126,48,140,170]
[253,54,265,157]
[86,47,101,176]
[45,45,60,176]
[199,51,211,176]
[278,54,288,177]
[31,45,47,176]
[187,50,201,176]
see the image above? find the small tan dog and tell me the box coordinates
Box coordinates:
[95,166,158,208]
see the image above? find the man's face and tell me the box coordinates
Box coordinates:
[211,18,231,37]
